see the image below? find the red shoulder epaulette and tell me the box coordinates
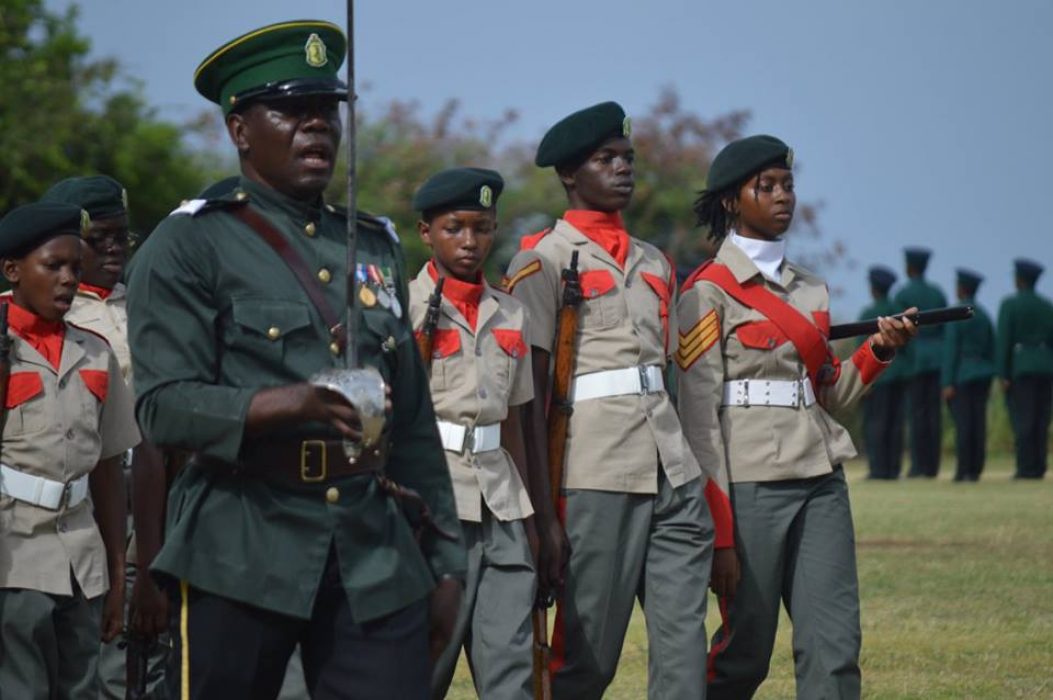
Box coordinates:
[679,259,715,295]
[67,322,113,348]
[519,228,551,251]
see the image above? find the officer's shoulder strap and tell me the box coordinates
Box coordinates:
[168,196,244,218]
[327,205,400,244]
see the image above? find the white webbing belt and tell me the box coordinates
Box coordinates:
[0,464,90,510]
[721,378,816,408]
[571,365,665,403]
[436,421,502,455]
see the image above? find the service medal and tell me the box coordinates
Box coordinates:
[359,284,377,307]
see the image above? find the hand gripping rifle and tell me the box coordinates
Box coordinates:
[829,305,973,341]
[532,251,583,700]
[416,276,445,373]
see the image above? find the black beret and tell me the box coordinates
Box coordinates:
[42,175,127,219]
[956,268,983,292]
[868,266,897,292]
[904,247,932,270]
[535,101,630,168]
[1014,258,1044,283]
[0,202,88,258]
[413,168,504,214]
[703,135,793,194]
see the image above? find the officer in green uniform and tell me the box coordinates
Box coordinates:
[893,247,947,477]
[996,259,1053,479]
[859,266,907,479]
[941,269,996,481]
[125,20,465,698]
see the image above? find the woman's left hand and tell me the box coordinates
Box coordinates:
[869,306,919,360]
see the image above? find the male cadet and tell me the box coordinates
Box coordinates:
[859,266,908,479]
[996,259,1053,479]
[504,102,714,700]
[941,269,996,482]
[125,21,465,698]
[894,247,948,477]
[40,175,171,698]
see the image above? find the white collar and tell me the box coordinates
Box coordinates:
[729,231,786,283]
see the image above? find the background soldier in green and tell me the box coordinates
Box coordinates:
[859,266,907,479]
[126,21,464,698]
[996,259,1053,479]
[941,269,995,482]
[894,247,947,477]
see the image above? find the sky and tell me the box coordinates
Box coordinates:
[47,0,1053,318]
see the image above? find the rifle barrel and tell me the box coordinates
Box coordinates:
[828,305,973,341]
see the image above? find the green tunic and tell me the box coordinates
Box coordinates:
[940,297,996,387]
[126,177,465,622]
[893,277,948,376]
[996,289,1053,379]
[858,296,906,385]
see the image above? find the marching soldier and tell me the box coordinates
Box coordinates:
[941,269,996,482]
[859,266,907,479]
[504,101,714,700]
[678,135,916,699]
[894,247,947,477]
[0,202,140,699]
[125,21,465,697]
[997,259,1053,479]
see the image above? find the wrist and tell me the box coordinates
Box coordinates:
[869,338,894,362]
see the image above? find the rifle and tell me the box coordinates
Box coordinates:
[829,305,973,341]
[532,250,583,700]
[0,303,11,435]
[125,631,151,699]
[416,276,445,372]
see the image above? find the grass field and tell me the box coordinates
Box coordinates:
[447,455,1053,699]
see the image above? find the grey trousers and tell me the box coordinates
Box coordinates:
[552,474,713,700]
[0,585,103,700]
[708,468,861,700]
[432,512,536,700]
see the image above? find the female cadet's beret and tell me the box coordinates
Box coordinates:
[0,202,88,258]
[42,175,128,219]
[413,168,504,214]
[535,101,631,168]
[703,135,794,194]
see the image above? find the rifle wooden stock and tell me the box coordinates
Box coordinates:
[532,608,552,700]
[829,305,973,340]
[416,276,445,372]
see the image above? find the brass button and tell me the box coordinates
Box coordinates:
[235,191,248,201]
[267,326,281,340]
[317,268,332,284]
[382,335,396,352]
[305,222,316,237]
[329,341,341,355]
[325,487,339,504]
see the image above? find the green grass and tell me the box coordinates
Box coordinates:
[448,455,1053,699]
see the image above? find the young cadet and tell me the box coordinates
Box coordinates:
[941,269,996,482]
[125,21,464,698]
[409,167,555,699]
[677,135,916,700]
[0,202,140,699]
[504,101,714,700]
[996,259,1053,479]
[894,247,948,478]
[858,266,907,479]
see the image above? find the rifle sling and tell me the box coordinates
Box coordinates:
[231,206,345,352]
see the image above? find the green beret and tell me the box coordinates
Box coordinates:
[1015,258,1043,283]
[956,268,983,293]
[868,266,897,293]
[195,20,347,115]
[703,135,794,194]
[535,101,631,168]
[904,247,931,271]
[413,168,504,215]
[0,202,88,258]
[41,175,127,220]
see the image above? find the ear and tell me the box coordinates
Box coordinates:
[417,220,432,248]
[226,110,250,154]
[721,194,738,216]
[2,258,20,286]
[556,165,576,190]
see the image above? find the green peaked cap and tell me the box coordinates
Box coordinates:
[195,20,347,115]
[413,168,504,214]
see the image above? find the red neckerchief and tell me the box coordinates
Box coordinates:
[6,300,65,370]
[564,210,631,269]
[428,260,484,332]
[78,282,113,300]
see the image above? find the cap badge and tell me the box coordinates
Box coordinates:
[304,33,328,68]
[785,148,794,168]
[479,185,493,208]
[80,209,92,237]
[622,116,632,138]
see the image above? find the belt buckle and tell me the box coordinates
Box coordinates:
[637,365,650,395]
[59,481,74,510]
[462,428,476,456]
[300,440,328,483]
[741,379,750,408]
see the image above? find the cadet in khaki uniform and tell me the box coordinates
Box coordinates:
[0,202,140,700]
[505,102,714,700]
[997,259,1053,479]
[408,168,548,699]
[941,269,996,482]
[678,136,916,700]
[125,22,464,698]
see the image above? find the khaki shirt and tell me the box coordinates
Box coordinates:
[677,239,888,487]
[409,269,534,523]
[67,284,131,383]
[0,325,141,597]
[505,218,701,494]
